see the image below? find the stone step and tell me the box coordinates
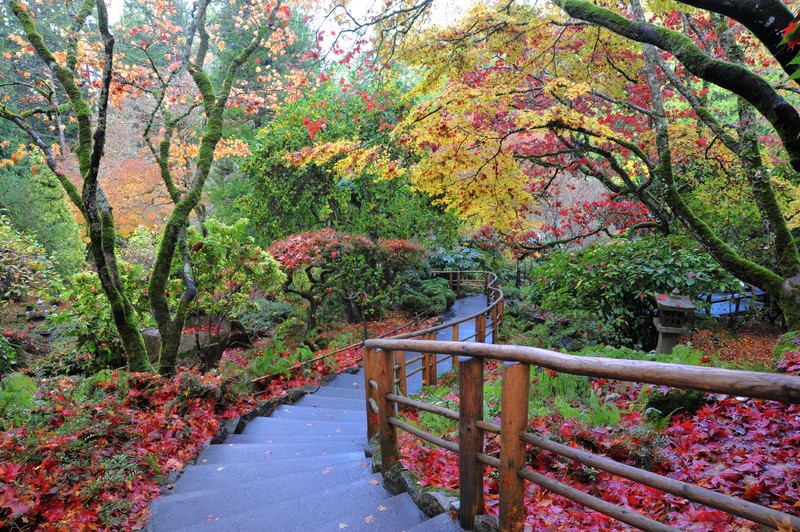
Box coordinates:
[238,416,365,438]
[157,474,392,531]
[324,371,366,390]
[309,384,366,400]
[174,491,424,532]
[314,492,429,532]
[172,454,370,494]
[406,513,465,531]
[293,393,367,411]
[224,433,366,445]
[269,404,367,424]
[225,430,368,445]
[194,443,363,465]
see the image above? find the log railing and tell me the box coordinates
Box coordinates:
[362,274,800,531]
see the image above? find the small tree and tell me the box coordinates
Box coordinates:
[182,218,284,372]
[268,230,423,331]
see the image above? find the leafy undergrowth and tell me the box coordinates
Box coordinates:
[397,349,800,531]
[681,321,782,369]
[0,366,254,531]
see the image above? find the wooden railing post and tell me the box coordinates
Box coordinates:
[451,323,459,368]
[491,304,498,345]
[497,299,504,340]
[429,332,438,384]
[376,349,398,473]
[422,333,430,386]
[476,313,486,343]
[499,362,530,530]
[422,333,437,386]
[396,350,407,396]
[459,356,485,529]
[364,347,378,440]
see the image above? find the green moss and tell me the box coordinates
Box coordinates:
[774,331,800,359]
[0,373,38,426]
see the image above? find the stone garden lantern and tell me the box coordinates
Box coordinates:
[654,288,696,354]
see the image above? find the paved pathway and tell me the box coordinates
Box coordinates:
[146,297,488,531]
[404,295,489,394]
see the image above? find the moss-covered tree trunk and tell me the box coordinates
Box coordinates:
[8,0,151,371]
[148,1,279,375]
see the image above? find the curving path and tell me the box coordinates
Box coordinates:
[145,296,487,531]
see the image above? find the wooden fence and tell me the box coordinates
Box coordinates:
[362,271,800,531]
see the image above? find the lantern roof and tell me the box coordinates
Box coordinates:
[655,288,696,312]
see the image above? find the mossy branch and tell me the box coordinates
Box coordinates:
[554,0,800,171]
[67,0,96,71]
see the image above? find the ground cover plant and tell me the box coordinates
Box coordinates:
[395,344,800,530]
[0,367,253,530]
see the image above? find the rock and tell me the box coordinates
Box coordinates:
[210,416,241,444]
[473,514,499,532]
[383,463,411,495]
[417,490,456,517]
[143,329,161,364]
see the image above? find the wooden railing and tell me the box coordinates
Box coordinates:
[362,272,800,531]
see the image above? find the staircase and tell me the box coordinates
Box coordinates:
[147,369,464,531]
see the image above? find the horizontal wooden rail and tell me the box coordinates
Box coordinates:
[363,271,800,529]
[474,453,679,531]
[366,340,800,404]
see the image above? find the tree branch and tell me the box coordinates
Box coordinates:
[554,0,800,171]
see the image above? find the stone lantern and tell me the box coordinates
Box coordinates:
[654,288,695,354]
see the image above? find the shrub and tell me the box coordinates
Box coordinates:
[188,218,285,321]
[236,299,293,337]
[525,235,739,350]
[0,214,62,305]
[47,265,151,374]
[426,245,483,271]
[247,339,315,378]
[396,276,456,315]
[644,389,705,421]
